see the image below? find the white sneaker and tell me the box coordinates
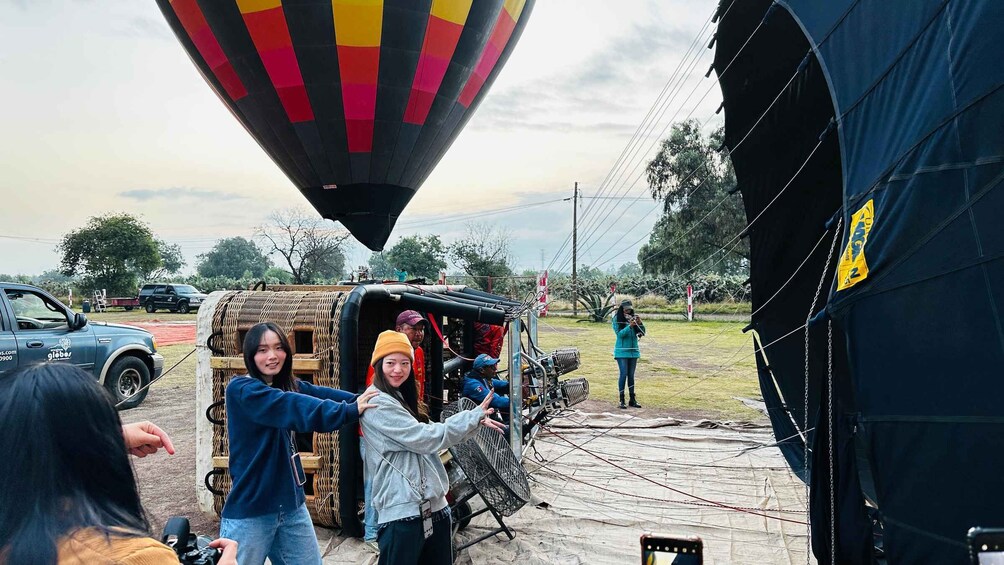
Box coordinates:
[364,540,380,554]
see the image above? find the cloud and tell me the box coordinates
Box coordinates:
[566,21,699,92]
[474,17,707,134]
[110,15,173,40]
[119,187,248,202]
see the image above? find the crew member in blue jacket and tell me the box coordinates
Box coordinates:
[462,354,511,423]
[220,322,378,565]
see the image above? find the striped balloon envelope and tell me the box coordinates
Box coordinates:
[156,0,534,250]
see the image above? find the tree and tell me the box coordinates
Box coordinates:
[617,262,642,277]
[197,237,270,279]
[264,266,294,284]
[58,214,163,296]
[385,234,447,281]
[256,209,349,284]
[149,241,185,280]
[638,120,747,275]
[576,264,606,280]
[368,252,394,279]
[449,223,514,290]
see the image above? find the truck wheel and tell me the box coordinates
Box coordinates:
[125,306,134,311]
[105,356,150,410]
[145,301,156,313]
[177,301,190,314]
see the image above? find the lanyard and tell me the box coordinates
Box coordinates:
[286,430,306,487]
[361,435,427,500]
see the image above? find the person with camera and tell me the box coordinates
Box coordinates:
[361,331,505,564]
[220,322,378,565]
[0,363,238,565]
[613,299,646,409]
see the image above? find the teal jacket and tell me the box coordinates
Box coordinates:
[612,316,645,358]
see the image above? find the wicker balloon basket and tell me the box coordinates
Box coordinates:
[194,283,548,536]
[196,289,350,527]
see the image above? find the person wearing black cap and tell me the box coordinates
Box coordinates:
[613,299,645,409]
[461,354,511,423]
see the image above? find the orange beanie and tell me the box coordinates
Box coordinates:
[370,330,414,367]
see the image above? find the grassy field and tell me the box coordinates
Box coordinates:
[140,314,765,423]
[85,310,199,323]
[534,316,763,422]
[156,343,200,389]
[546,300,753,317]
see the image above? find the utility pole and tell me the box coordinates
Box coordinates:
[572,182,578,317]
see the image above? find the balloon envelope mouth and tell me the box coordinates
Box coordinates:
[302,183,415,251]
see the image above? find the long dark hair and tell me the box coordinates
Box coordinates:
[371,359,428,423]
[0,363,150,564]
[243,322,298,392]
[614,303,630,330]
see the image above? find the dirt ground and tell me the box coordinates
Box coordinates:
[119,322,216,537]
[125,321,766,541]
[126,323,196,346]
[125,395,754,541]
[123,377,218,537]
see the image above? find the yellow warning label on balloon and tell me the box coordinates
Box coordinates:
[837,199,874,290]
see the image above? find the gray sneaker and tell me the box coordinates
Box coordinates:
[364,540,380,554]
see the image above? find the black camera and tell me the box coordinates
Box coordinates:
[627,315,644,338]
[162,516,222,565]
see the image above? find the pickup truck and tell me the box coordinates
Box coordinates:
[0,282,163,409]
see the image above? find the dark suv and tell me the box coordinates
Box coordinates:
[139,284,208,314]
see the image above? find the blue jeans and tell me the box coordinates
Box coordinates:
[616,357,637,397]
[219,503,321,565]
[360,441,379,541]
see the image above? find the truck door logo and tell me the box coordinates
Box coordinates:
[48,338,73,361]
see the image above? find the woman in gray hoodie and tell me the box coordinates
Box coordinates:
[360,330,504,564]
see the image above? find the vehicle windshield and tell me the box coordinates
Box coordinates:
[174,285,201,294]
[6,290,68,323]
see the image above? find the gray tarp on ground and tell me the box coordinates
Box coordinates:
[320,411,812,564]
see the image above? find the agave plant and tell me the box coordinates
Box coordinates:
[576,288,617,322]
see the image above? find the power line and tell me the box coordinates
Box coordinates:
[0,234,60,244]
[561,26,718,269]
[395,198,565,230]
[573,53,815,273]
[551,0,770,274]
[545,4,723,274]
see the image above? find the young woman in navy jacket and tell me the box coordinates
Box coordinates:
[220,322,378,565]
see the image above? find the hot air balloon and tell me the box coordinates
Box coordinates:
[156,0,534,250]
[714,0,1004,563]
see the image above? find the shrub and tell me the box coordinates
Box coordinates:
[575,289,616,323]
[632,292,670,311]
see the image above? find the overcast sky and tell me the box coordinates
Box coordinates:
[0,0,723,277]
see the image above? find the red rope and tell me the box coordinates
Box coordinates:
[425,313,476,362]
